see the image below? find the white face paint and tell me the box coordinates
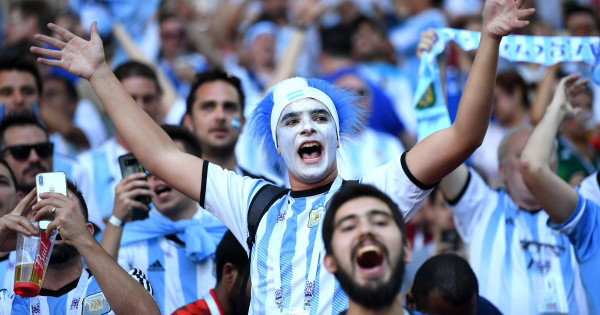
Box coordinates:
[276,98,339,184]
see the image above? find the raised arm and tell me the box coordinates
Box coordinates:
[406,0,534,186]
[31,23,206,202]
[520,74,589,223]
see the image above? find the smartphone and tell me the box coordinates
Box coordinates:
[118,154,151,219]
[440,229,460,251]
[36,172,67,229]
[36,172,67,202]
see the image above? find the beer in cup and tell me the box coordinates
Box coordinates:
[14,221,57,297]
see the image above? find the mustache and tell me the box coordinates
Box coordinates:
[23,163,48,175]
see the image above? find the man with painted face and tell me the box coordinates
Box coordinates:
[322,183,414,315]
[31,0,534,313]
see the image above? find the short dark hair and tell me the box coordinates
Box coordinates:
[496,70,529,108]
[411,253,479,310]
[564,3,596,24]
[185,70,245,115]
[44,75,78,102]
[161,124,203,158]
[322,183,406,254]
[0,113,49,149]
[0,56,43,95]
[215,230,248,283]
[0,158,18,191]
[320,24,353,59]
[67,179,89,222]
[113,61,162,94]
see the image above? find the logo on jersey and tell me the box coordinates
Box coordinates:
[308,207,324,228]
[31,301,41,314]
[416,83,436,109]
[148,260,165,272]
[70,298,80,310]
[83,292,111,315]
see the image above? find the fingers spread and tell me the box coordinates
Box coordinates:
[47,23,77,41]
[31,47,62,60]
[33,34,67,50]
[36,58,63,69]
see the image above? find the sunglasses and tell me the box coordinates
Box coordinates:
[1,143,54,161]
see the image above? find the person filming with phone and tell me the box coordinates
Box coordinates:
[0,178,160,315]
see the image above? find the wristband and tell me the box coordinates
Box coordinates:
[108,215,125,228]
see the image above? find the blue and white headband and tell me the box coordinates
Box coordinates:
[270,77,340,147]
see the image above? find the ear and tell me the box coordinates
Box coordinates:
[222,262,239,285]
[403,242,412,264]
[86,222,94,236]
[498,163,507,182]
[182,114,194,132]
[323,254,338,274]
[405,292,416,310]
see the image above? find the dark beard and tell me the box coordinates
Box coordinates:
[49,242,80,265]
[334,251,405,310]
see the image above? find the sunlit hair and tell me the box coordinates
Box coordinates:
[249,78,365,172]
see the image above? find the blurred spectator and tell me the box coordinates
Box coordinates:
[0,56,41,118]
[0,159,20,289]
[471,71,532,185]
[73,61,163,231]
[406,253,502,315]
[172,230,250,315]
[2,0,54,50]
[439,127,588,314]
[0,114,55,192]
[101,125,227,314]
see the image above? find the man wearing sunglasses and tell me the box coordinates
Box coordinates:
[0,113,53,191]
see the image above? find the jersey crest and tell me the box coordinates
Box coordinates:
[308,207,324,228]
[83,292,111,315]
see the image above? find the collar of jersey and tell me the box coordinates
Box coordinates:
[290,180,334,198]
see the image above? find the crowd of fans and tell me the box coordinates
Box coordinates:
[0,0,598,314]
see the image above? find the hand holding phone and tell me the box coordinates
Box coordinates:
[118,154,151,221]
[35,172,67,229]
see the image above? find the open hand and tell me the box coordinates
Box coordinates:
[550,73,590,118]
[31,22,107,81]
[482,0,535,40]
[32,192,91,247]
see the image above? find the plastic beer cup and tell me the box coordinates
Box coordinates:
[13,221,57,297]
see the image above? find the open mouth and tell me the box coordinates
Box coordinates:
[353,241,386,274]
[297,141,323,162]
[154,186,172,199]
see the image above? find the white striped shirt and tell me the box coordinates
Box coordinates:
[0,268,152,315]
[117,220,216,315]
[450,169,588,314]
[200,153,433,314]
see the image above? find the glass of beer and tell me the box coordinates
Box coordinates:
[14,221,57,297]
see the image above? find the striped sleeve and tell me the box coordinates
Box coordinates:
[128,268,154,297]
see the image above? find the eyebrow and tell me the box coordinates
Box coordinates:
[334,209,393,228]
[280,111,301,123]
[0,174,12,183]
[310,109,331,117]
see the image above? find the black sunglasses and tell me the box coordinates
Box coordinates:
[1,143,54,161]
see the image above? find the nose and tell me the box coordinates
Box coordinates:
[12,91,24,107]
[214,105,226,121]
[299,118,316,136]
[27,147,40,163]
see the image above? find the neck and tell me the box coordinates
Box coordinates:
[162,201,197,222]
[115,133,131,152]
[346,297,405,315]
[506,110,528,128]
[320,56,354,75]
[213,283,232,315]
[203,149,237,171]
[43,256,83,291]
[288,168,338,191]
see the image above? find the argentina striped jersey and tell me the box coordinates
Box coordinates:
[200,153,434,314]
[0,268,152,315]
[549,194,600,314]
[118,232,216,314]
[450,169,588,314]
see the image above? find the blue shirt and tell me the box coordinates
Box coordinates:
[550,194,600,314]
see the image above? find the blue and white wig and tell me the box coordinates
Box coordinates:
[249,77,365,172]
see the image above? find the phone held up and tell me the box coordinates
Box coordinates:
[118,153,151,221]
[35,172,67,229]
